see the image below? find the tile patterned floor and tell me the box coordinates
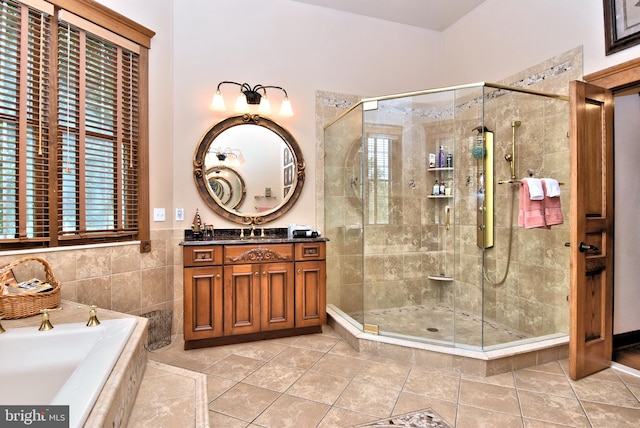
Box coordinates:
[129,325,640,427]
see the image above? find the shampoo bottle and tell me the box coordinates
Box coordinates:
[433,179,440,195]
[439,146,445,168]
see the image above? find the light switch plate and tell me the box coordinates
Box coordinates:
[153,208,165,222]
[176,208,184,221]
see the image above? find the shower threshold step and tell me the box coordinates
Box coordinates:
[428,275,453,281]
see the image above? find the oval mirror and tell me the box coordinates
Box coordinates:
[193,114,305,225]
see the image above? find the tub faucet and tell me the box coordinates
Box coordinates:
[39,309,54,331]
[38,307,62,331]
[78,304,101,327]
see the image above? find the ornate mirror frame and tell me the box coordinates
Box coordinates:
[193,114,305,225]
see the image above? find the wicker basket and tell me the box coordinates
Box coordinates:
[0,256,62,319]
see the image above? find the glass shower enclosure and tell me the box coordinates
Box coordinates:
[324,82,570,351]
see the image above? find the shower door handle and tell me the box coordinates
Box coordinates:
[445,206,450,231]
[578,242,599,253]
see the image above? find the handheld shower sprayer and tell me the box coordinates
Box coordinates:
[507,121,521,180]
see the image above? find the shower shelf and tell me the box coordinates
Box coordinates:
[427,195,453,199]
[428,167,453,172]
[428,275,453,282]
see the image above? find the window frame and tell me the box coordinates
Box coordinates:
[0,0,154,252]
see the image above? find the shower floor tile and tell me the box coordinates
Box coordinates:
[349,304,529,347]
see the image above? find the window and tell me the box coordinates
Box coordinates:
[0,0,153,251]
[366,134,397,225]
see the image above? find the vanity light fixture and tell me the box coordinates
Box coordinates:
[210,81,294,117]
[213,147,242,163]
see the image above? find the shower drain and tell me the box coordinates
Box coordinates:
[426,327,439,332]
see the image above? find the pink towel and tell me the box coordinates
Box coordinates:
[518,179,547,229]
[543,181,563,226]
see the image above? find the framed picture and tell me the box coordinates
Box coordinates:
[604,0,640,55]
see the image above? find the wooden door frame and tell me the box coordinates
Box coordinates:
[581,57,640,364]
[584,57,640,90]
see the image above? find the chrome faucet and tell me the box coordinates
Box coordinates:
[78,304,101,327]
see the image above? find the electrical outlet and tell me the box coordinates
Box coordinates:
[176,208,184,221]
[153,208,165,222]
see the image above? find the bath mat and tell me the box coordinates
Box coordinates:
[353,408,450,427]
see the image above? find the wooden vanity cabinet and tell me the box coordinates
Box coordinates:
[183,245,223,341]
[183,240,326,349]
[294,242,327,328]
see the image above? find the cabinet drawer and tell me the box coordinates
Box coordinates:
[224,243,293,265]
[295,242,326,261]
[183,246,223,267]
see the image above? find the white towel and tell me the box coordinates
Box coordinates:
[523,178,544,200]
[542,178,561,197]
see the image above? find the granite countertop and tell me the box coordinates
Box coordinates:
[181,236,328,246]
[181,227,328,246]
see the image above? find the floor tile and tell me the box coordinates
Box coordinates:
[311,353,364,379]
[352,360,411,391]
[209,382,279,422]
[291,334,341,352]
[517,390,590,427]
[253,394,331,428]
[204,354,265,381]
[317,407,378,428]
[581,400,640,427]
[286,370,350,404]
[458,379,520,415]
[403,368,460,402]
[242,360,306,392]
[514,369,575,398]
[333,380,400,419]
[455,405,524,428]
[570,376,640,408]
[208,411,249,428]
[271,345,326,369]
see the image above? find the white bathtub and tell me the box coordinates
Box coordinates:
[0,317,136,428]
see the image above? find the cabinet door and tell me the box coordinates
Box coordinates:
[224,264,261,335]
[260,262,295,331]
[184,266,223,340]
[295,261,327,327]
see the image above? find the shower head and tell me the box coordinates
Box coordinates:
[512,121,521,127]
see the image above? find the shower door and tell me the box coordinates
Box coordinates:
[359,91,459,345]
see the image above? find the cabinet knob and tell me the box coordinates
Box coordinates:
[297,269,302,274]
[263,271,267,275]
[216,274,221,278]
[254,272,259,276]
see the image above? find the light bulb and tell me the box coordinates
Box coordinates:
[258,95,272,114]
[235,92,249,113]
[210,90,225,111]
[279,97,293,117]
